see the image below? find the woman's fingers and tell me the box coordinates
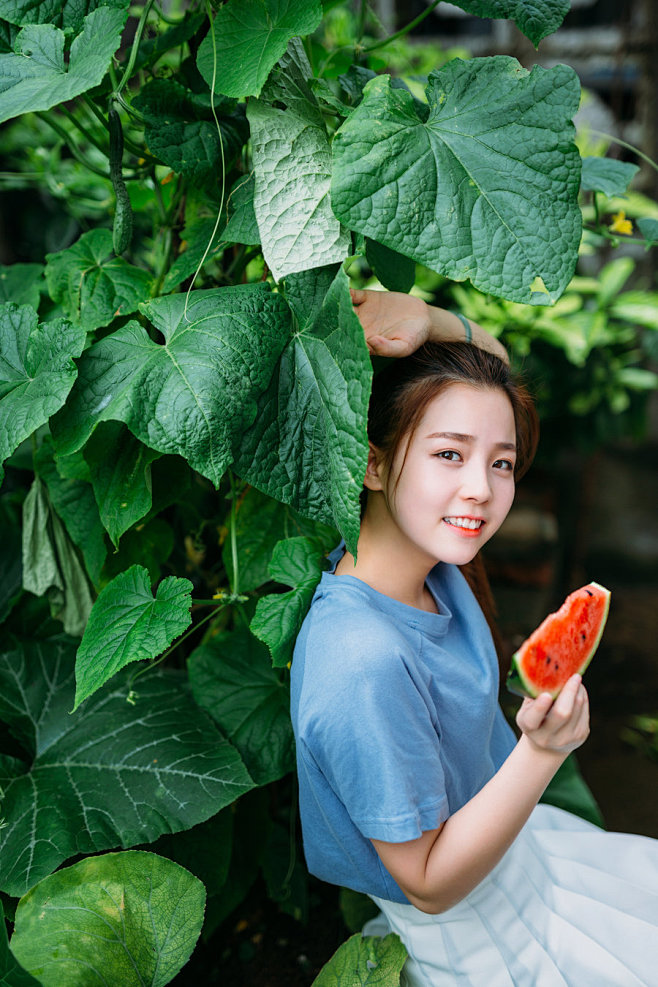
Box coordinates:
[516,675,590,754]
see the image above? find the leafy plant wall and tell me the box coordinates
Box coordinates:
[0,1,656,983]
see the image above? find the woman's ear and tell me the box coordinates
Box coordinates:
[364,443,385,491]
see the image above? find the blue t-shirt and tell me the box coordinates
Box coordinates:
[290,559,516,905]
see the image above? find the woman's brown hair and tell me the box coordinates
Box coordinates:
[366,342,539,671]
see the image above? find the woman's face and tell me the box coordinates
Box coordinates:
[371,383,517,570]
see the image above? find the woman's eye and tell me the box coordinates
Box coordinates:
[493,458,515,471]
[436,450,461,462]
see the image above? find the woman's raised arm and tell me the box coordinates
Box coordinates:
[350,288,509,365]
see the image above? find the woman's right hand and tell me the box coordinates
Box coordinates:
[515,674,590,756]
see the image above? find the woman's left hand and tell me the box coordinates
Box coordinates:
[350,288,432,356]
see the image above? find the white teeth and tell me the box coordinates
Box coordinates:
[444,517,483,529]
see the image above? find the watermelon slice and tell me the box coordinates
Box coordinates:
[506,582,611,699]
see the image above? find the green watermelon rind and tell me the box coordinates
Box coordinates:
[506,582,611,700]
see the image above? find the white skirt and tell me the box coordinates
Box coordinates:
[364,804,658,987]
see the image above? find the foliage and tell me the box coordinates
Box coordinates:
[0,0,654,982]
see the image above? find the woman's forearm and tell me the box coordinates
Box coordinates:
[425,306,510,365]
[391,737,566,914]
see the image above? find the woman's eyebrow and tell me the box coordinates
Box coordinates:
[426,431,516,451]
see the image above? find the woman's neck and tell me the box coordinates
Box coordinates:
[334,517,438,613]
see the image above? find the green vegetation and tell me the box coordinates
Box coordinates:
[0,1,656,982]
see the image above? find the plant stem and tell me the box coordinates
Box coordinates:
[128,603,226,688]
[361,0,442,54]
[34,112,109,179]
[59,106,108,157]
[116,0,157,97]
[228,470,240,597]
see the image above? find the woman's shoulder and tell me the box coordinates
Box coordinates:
[296,573,413,668]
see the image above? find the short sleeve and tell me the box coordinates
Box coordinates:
[300,622,449,844]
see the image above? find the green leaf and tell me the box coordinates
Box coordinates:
[0,263,42,309]
[196,0,322,99]
[223,485,337,593]
[74,564,192,710]
[162,190,227,291]
[0,7,128,124]
[101,516,174,586]
[638,217,658,247]
[235,266,371,551]
[0,302,85,484]
[150,809,233,898]
[21,476,94,636]
[133,78,248,180]
[262,820,308,921]
[332,58,582,306]
[451,0,569,47]
[339,887,380,934]
[51,285,289,488]
[247,38,350,281]
[0,637,254,896]
[0,900,40,987]
[224,173,260,246]
[580,156,639,197]
[11,851,205,987]
[34,439,107,585]
[250,536,328,667]
[188,627,295,785]
[84,422,161,547]
[0,496,23,625]
[365,238,416,293]
[1,0,129,33]
[202,788,270,935]
[312,932,407,987]
[45,229,153,332]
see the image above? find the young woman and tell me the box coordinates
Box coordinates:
[290,290,658,986]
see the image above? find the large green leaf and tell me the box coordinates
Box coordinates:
[332,58,582,306]
[0,263,42,309]
[196,0,322,99]
[74,564,192,710]
[452,0,569,47]
[51,285,290,488]
[1,901,40,987]
[234,266,371,552]
[133,78,248,180]
[11,850,205,987]
[45,229,153,333]
[1,0,128,32]
[247,38,350,281]
[0,636,254,896]
[188,627,295,785]
[0,7,127,123]
[250,536,329,667]
[35,439,107,585]
[84,422,161,547]
[312,932,407,987]
[222,485,337,593]
[21,476,94,636]
[0,302,85,484]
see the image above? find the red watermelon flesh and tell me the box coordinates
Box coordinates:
[506,582,611,699]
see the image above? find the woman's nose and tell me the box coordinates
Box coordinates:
[461,462,492,502]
